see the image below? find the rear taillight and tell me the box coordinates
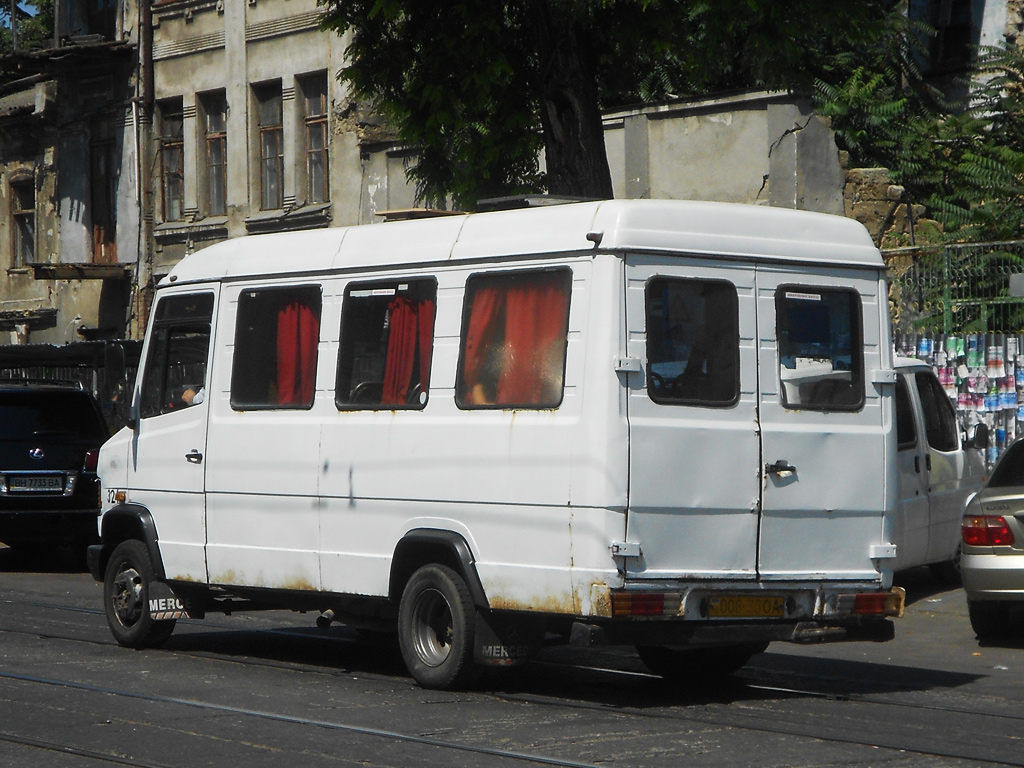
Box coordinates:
[851,588,905,617]
[962,515,1015,547]
[83,450,99,473]
[611,592,665,616]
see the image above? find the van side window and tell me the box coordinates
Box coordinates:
[230,285,321,410]
[456,268,571,409]
[336,279,437,409]
[645,277,739,406]
[895,376,917,450]
[776,287,863,410]
[915,371,959,452]
[139,293,214,419]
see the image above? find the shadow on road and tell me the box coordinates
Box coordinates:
[893,565,961,607]
[150,613,984,711]
[0,543,88,574]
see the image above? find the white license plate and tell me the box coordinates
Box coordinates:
[8,475,63,492]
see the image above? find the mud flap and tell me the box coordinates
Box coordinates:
[473,611,546,667]
[147,581,190,621]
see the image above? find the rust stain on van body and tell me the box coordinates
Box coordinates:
[485,579,612,618]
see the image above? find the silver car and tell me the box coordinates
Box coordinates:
[961,440,1024,639]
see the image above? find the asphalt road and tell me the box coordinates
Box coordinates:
[2,545,1024,768]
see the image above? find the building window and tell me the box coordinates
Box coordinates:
[200,91,227,216]
[254,82,283,210]
[90,133,117,263]
[160,99,184,222]
[231,285,322,410]
[456,269,572,409]
[11,180,35,267]
[300,73,329,205]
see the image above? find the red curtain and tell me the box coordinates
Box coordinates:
[495,275,569,405]
[276,301,319,405]
[382,298,417,405]
[382,297,436,406]
[461,287,503,399]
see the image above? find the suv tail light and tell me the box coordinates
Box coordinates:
[962,515,1015,547]
[83,450,99,473]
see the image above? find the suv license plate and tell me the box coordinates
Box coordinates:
[8,475,63,492]
[707,595,785,618]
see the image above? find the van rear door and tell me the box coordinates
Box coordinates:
[624,257,761,579]
[755,268,889,582]
[625,258,891,584]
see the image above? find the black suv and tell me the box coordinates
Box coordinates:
[0,382,109,554]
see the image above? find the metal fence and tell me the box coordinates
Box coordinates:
[887,240,1024,464]
[887,240,1024,335]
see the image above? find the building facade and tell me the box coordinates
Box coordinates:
[0,0,1019,351]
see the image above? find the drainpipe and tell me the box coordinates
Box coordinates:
[132,0,155,339]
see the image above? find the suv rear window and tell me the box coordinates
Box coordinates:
[0,391,108,440]
[986,440,1024,488]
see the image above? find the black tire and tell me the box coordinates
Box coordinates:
[637,643,764,683]
[398,564,478,690]
[103,539,176,649]
[929,549,962,586]
[968,600,1010,640]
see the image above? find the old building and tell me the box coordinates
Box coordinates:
[1,0,1020,354]
[0,2,134,345]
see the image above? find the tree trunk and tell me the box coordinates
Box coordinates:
[532,2,614,199]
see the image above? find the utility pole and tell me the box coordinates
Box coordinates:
[10,0,18,51]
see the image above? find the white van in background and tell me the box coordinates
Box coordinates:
[893,356,987,579]
[88,199,905,690]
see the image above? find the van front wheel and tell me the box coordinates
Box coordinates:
[398,564,478,690]
[103,539,176,649]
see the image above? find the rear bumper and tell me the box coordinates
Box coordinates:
[962,552,1024,599]
[570,616,895,648]
[0,509,100,546]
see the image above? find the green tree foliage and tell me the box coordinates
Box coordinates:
[815,8,1024,242]
[1,1,55,84]
[319,0,892,209]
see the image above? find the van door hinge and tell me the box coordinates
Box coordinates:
[611,541,641,558]
[871,369,897,385]
[870,544,897,560]
[614,356,642,373]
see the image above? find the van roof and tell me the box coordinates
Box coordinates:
[162,199,883,286]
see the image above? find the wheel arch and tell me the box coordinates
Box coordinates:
[390,528,488,609]
[96,504,166,582]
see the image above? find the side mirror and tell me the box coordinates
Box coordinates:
[967,422,990,450]
[127,394,140,431]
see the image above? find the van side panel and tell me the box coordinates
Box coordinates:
[203,281,323,590]
[318,260,606,612]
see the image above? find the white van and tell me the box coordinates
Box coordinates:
[893,357,987,578]
[88,199,905,689]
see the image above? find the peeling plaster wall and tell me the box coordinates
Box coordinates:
[603,92,845,215]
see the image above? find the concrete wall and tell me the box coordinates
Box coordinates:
[603,92,845,215]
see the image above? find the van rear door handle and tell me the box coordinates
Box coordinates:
[185,449,203,464]
[765,460,796,476]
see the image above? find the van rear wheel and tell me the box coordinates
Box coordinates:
[637,643,764,683]
[103,539,176,649]
[398,564,478,690]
